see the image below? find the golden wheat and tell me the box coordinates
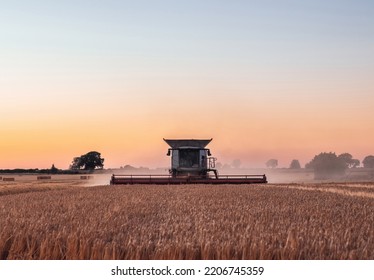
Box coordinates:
[0,183,373,260]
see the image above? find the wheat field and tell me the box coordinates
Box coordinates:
[0,179,373,260]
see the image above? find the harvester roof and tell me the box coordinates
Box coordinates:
[163,138,212,149]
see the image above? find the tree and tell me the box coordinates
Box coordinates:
[122,164,136,170]
[338,153,360,168]
[305,152,347,179]
[70,157,82,170]
[50,164,59,174]
[266,159,278,168]
[351,159,360,168]
[363,155,374,168]
[70,151,104,170]
[289,159,301,169]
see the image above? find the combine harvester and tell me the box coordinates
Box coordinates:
[110,139,267,185]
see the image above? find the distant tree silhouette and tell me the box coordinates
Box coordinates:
[289,159,301,169]
[351,159,360,168]
[338,153,360,168]
[70,157,81,170]
[305,152,347,179]
[266,159,278,168]
[70,151,104,170]
[363,155,374,168]
[122,164,136,170]
[50,164,59,174]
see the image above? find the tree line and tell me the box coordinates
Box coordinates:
[0,151,105,174]
[2,150,374,178]
[266,153,374,179]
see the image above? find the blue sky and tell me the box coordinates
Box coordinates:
[2,0,373,90]
[1,0,373,168]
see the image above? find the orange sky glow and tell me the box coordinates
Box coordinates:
[1,1,373,169]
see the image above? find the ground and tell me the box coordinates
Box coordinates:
[0,175,373,260]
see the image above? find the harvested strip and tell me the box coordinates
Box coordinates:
[276,184,374,199]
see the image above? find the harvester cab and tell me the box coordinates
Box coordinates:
[164,138,219,179]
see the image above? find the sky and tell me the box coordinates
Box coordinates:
[1,0,373,169]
